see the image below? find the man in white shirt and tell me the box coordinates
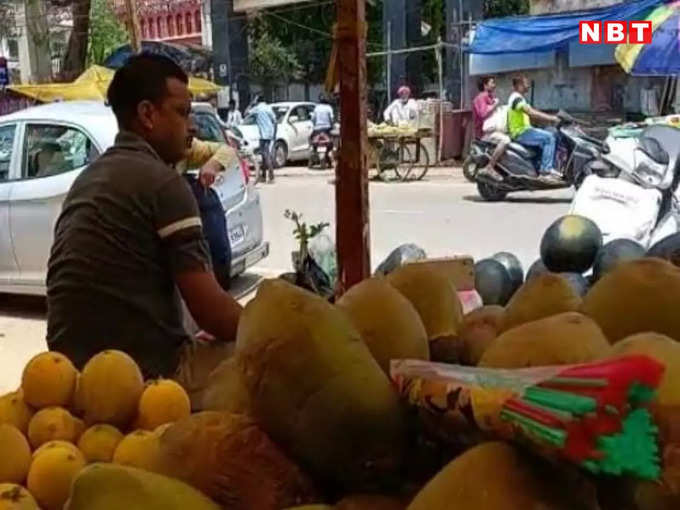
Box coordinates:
[311,94,335,167]
[225,100,243,128]
[384,86,418,126]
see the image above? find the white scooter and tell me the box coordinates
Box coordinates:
[570,125,680,249]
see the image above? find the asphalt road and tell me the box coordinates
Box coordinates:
[0,167,574,393]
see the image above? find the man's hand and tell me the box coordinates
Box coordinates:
[198,160,222,188]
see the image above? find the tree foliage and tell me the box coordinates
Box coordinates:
[483,0,530,18]
[0,2,15,40]
[87,0,128,66]
[249,28,301,97]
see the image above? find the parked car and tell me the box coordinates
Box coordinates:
[0,101,268,295]
[239,101,317,168]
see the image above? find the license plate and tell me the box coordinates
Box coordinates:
[229,225,245,246]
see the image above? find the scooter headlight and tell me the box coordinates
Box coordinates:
[632,148,669,189]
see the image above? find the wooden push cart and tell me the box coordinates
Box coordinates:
[367,127,432,181]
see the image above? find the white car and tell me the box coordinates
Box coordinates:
[239,101,317,168]
[0,101,268,295]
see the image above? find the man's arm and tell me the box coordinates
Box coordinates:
[525,104,559,125]
[383,101,395,122]
[176,270,242,343]
[184,139,239,187]
[153,176,242,343]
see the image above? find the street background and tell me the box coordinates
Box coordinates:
[0,165,572,393]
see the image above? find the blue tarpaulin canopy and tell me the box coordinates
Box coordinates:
[468,0,663,55]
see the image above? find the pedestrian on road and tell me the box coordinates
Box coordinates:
[225,100,243,128]
[472,76,509,181]
[508,75,561,183]
[46,54,242,407]
[250,95,277,183]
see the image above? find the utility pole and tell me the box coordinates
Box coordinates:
[336,0,370,294]
[123,0,141,53]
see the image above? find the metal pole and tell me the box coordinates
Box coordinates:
[336,0,370,294]
[436,40,444,164]
[387,21,392,104]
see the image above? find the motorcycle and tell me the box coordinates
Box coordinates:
[308,130,335,170]
[465,111,605,201]
[570,124,680,249]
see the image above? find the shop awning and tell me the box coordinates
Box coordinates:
[467,0,662,55]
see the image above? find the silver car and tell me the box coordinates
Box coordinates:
[0,101,268,295]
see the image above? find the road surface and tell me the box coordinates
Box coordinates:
[0,167,573,392]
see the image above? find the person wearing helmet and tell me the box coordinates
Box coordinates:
[384,86,418,126]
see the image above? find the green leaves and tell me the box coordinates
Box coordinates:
[483,0,530,18]
[87,0,129,66]
[284,209,330,255]
[250,30,301,89]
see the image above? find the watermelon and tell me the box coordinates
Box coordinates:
[559,273,589,297]
[474,259,514,306]
[526,259,548,281]
[593,238,646,281]
[647,232,680,267]
[540,215,603,273]
[492,252,524,292]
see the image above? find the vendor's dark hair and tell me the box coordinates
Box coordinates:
[477,76,494,92]
[107,53,188,127]
[512,75,527,88]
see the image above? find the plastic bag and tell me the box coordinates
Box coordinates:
[308,233,338,288]
[374,244,427,276]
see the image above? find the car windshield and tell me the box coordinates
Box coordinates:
[243,105,290,125]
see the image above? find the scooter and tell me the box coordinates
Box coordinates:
[466,111,605,201]
[309,130,334,170]
[570,124,680,248]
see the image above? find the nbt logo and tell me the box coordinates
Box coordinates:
[579,20,653,44]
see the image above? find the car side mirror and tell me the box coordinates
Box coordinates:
[289,115,299,124]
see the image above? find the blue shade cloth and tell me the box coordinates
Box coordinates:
[631,12,680,74]
[467,0,663,55]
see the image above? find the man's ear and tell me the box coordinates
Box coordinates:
[137,100,155,131]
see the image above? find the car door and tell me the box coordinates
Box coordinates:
[288,105,314,158]
[9,123,100,288]
[0,123,20,285]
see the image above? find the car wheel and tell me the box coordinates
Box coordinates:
[274,141,288,169]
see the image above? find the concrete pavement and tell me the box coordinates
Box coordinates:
[0,166,573,393]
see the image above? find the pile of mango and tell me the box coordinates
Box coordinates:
[1,255,680,509]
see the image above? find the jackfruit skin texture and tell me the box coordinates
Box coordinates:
[582,258,680,343]
[479,312,611,369]
[63,463,221,510]
[386,264,463,342]
[458,305,505,366]
[501,273,581,333]
[236,279,407,492]
[407,442,589,510]
[154,411,320,510]
[202,356,253,416]
[337,278,429,375]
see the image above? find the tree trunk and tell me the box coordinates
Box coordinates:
[60,0,91,81]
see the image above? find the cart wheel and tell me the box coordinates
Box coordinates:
[393,145,416,181]
[396,142,430,181]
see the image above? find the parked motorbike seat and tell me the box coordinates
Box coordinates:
[508,142,536,159]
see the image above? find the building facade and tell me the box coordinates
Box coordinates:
[111,0,206,45]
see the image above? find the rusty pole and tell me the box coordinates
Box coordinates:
[335,0,370,295]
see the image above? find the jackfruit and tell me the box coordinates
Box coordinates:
[458,305,505,365]
[501,273,581,332]
[21,352,77,409]
[480,312,610,368]
[582,258,680,343]
[78,350,144,428]
[0,484,39,510]
[236,279,406,490]
[0,391,34,435]
[386,264,463,343]
[337,278,429,374]
[64,463,221,510]
[407,442,582,510]
[202,356,253,415]
[0,425,31,484]
[155,411,319,510]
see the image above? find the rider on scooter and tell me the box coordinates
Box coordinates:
[509,75,561,183]
[310,94,335,167]
[473,76,509,181]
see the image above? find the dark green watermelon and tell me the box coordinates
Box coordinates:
[474,259,514,306]
[492,252,524,292]
[648,233,680,267]
[559,272,589,297]
[526,259,549,281]
[593,238,646,281]
[540,215,603,273]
